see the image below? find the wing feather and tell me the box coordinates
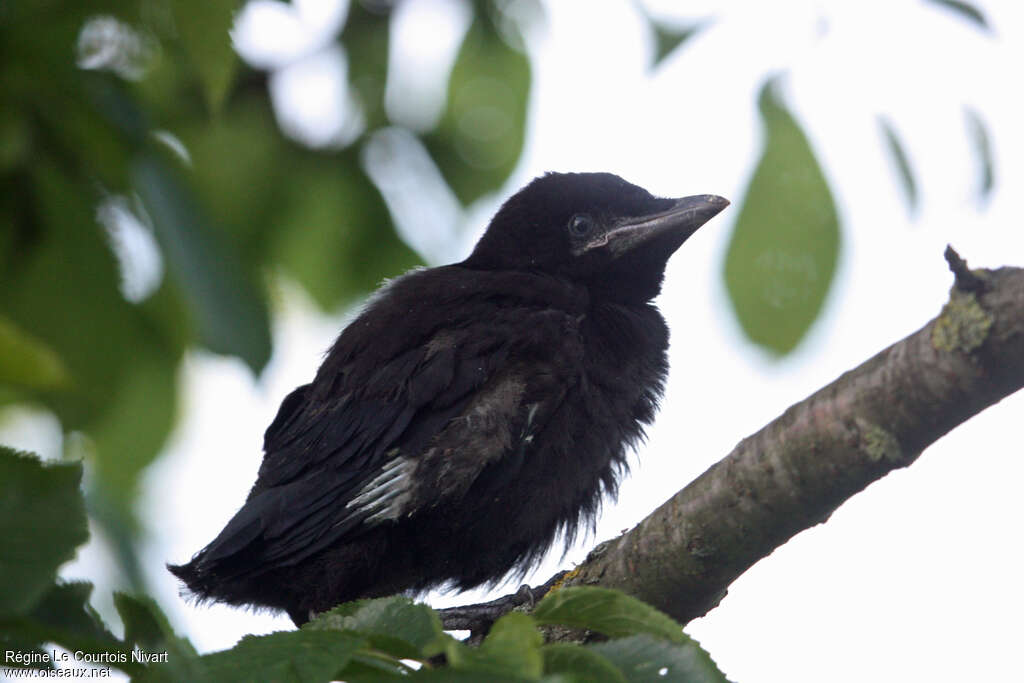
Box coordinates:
[187,306,581,580]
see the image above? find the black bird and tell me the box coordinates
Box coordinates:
[170,172,728,625]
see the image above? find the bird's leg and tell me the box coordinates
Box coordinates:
[437,570,570,640]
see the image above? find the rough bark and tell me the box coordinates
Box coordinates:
[440,250,1024,634]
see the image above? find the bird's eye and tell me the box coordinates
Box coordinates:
[568,214,593,237]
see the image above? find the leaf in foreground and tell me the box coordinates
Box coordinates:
[309,595,445,660]
[533,586,686,644]
[0,448,87,616]
[542,643,627,683]
[445,612,543,678]
[194,630,366,683]
[588,634,728,683]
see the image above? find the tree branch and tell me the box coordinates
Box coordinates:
[440,250,1024,634]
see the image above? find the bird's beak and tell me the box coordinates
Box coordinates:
[585,194,730,256]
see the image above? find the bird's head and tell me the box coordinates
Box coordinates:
[463,172,728,302]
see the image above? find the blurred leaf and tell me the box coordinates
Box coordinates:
[649,20,703,70]
[0,107,32,171]
[134,26,213,125]
[404,670,535,682]
[194,630,367,683]
[30,582,116,644]
[115,593,182,651]
[83,71,149,146]
[1,160,134,426]
[542,643,627,683]
[2,9,137,191]
[138,274,194,360]
[340,2,391,132]
[272,158,421,309]
[0,638,51,671]
[588,635,728,683]
[1,582,136,675]
[924,0,990,32]
[534,587,686,644]
[965,107,995,203]
[0,448,87,616]
[878,116,918,214]
[424,8,530,204]
[178,95,419,310]
[132,152,272,373]
[86,484,148,595]
[174,95,284,253]
[1,158,182,585]
[309,596,445,661]
[724,79,840,355]
[116,598,208,683]
[0,315,71,391]
[170,0,242,113]
[331,653,412,681]
[15,582,124,654]
[114,592,205,681]
[89,344,179,502]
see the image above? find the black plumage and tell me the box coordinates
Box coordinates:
[169,172,728,625]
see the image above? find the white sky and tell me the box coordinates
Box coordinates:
[7,1,1023,681]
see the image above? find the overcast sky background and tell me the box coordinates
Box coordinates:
[7,1,1023,681]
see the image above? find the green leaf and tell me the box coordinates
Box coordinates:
[878,117,918,214]
[0,107,32,171]
[5,582,149,675]
[924,0,990,32]
[2,160,138,427]
[309,596,446,660]
[424,8,531,204]
[0,581,125,667]
[171,0,242,113]
[724,78,840,355]
[1,159,180,586]
[340,2,391,132]
[483,612,544,678]
[965,107,995,203]
[445,613,543,678]
[88,347,179,504]
[271,156,421,310]
[588,635,728,683]
[0,315,71,391]
[0,448,87,616]
[176,93,420,312]
[404,670,538,682]
[542,643,627,683]
[112,593,205,681]
[172,95,283,252]
[444,614,544,679]
[650,22,703,70]
[132,152,272,373]
[27,582,118,648]
[534,587,685,644]
[115,593,183,652]
[1,582,137,675]
[196,630,367,683]
[331,652,412,681]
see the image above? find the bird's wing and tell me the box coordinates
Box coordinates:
[190,306,581,577]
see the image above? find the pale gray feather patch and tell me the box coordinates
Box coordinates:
[345,455,416,523]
